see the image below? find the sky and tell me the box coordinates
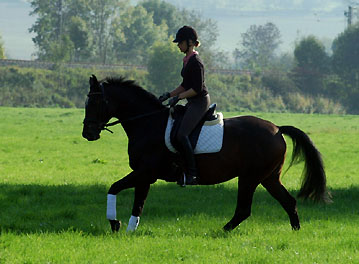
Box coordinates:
[0,0,36,59]
[0,0,358,60]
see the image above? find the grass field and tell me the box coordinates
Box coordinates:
[0,107,358,263]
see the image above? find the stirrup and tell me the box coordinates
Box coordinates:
[185,174,198,185]
[177,173,198,187]
[177,173,186,187]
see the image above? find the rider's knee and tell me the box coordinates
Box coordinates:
[176,132,187,143]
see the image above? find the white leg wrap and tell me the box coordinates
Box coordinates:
[126,215,140,232]
[106,194,117,220]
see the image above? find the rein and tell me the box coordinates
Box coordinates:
[103,108,168,133]
[86,82,168,134]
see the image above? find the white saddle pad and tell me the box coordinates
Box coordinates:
[165,112,224,154]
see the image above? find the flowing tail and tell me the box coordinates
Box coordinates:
[279,126,331,203]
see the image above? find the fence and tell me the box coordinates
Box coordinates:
[0,59,146,71]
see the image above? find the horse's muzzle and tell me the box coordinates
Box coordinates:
[82,130,100,141]
[82,132,100,141]
[82,125,101,141]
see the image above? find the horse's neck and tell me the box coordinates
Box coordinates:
[116,95,165,131]
[108,85,160,120]
[120,106,168,142]
[117,100,163,120]
[108,85,166,137]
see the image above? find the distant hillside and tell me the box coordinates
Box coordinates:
[161,0,346,14]
[159,0,348,53]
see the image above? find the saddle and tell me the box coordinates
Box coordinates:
[170,103,218,152]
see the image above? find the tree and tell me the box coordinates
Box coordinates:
[28,0,218,65]
[68,16,91,62]
[332,23,359,113]
[292,36,329,95]
[332,23,359,79]
[29,0,66,59]
[111,5,167,65]
[271,52,295,73]
[139,1,219,67]
[88,0,128,64]
[29,0,127,63]
[209,50,232,69]
[147,39,183,95]
[233,22,281,70]
[139,0,219,51]
[139,0,181,37]
[47,34,75,62]
[294,36,329,73]
[0,33,5,59]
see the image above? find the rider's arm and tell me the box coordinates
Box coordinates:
[169,85,185,97]
[169,86,197,100]
[178,88,197,99]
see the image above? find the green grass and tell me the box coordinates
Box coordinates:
[1,107,359,263]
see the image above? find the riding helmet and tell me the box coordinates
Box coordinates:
[173,26,198,43]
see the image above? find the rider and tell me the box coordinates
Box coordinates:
[159,26,210,185]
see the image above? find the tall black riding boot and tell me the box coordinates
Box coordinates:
[179,136,198,185]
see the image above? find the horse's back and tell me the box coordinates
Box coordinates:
[224,115,279,136]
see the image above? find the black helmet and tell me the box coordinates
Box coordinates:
[173,26,198,43]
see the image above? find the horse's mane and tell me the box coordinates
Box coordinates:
[105,77,165,108]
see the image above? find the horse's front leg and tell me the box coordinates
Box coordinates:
[106,170,155,232]
[106,171,137,232]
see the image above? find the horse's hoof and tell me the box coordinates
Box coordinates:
[185,176,198,185]
[109,220,121,232]
[291,224,300,231]
[223,223,234,232]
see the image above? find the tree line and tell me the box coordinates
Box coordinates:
[0,0,359,113]
[28,0,218,66]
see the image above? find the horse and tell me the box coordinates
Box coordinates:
[82,74,331,232]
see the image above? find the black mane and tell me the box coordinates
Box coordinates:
[105,77,165,108]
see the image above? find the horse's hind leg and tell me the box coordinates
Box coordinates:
[132,184,151,217]
[261,174,300,230]
[223,177,258,231]
[125,184,151,232]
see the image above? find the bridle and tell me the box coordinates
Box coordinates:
[83,87,113,133]
[84,83,168,134]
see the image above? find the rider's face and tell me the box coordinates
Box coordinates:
[177,40,187,53]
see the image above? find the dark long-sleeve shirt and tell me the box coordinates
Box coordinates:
[180,54,208,98]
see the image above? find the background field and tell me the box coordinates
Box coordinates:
[0,107,358,263]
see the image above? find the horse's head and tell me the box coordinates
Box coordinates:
[82,75,112,141]
[83,75,167,141]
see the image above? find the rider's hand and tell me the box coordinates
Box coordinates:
[158,92,170,102]
[169,95,180,107]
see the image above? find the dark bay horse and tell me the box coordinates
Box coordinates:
[82,75,330,232]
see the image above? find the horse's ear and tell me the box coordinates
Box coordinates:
[89,74,98,87]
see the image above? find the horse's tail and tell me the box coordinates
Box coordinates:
[279,126,331,203]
